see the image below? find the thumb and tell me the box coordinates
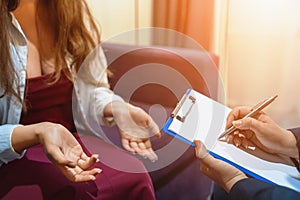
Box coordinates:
[232,117,262,133]
[47,146,75,168]
[149,119,161,138]
[193,140,208,159]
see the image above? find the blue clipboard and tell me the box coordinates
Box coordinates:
[163,89,300,192]
[163,117,274,185]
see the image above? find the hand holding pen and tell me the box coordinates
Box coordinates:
[219,95,279,151]
[218,95,278,140]
[221,97,299,165]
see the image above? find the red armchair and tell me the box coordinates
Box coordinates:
[102,42,219,200]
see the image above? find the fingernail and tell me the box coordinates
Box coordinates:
[93,154,100,162]
[67,161,76,168]
[233,120,242,127]
[226,137,230,143]
[247,146,256,151]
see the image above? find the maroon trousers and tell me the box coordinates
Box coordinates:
[0,73,155,200]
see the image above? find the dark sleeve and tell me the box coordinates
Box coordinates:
[228,178,300,200]
[289,127,300,171]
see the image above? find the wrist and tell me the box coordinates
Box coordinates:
[103,101,126,118]
[282,131,298,159]
[33,122,48,144]
[225,175,248,193]
[34,122,63,145]
[12,124,42,153]
[104,101,133,122]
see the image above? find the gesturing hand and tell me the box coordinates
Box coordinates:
[37,122,101,182]
[110,101,161,162]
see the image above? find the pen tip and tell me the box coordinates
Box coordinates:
[271,95,278,101]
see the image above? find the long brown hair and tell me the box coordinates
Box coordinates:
[0,0,101,100]
[0,0,20,100]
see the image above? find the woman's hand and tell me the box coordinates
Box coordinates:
[194,140,247,193]
[225,106,298,161]
[12,122,101,182]
[107,101,161,162]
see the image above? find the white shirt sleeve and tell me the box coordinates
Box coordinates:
[0,124,26,166]
[93,46,124,125]
[73,45,124,137]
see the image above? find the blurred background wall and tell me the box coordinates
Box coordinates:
[221,0,300,128]
[86,0,300,128]
[86,0,152,40]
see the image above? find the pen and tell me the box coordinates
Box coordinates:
[217,95,278,140]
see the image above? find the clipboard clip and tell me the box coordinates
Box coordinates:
[171,94,196,122]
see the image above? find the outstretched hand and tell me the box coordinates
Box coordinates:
[37,123,102,182]
[110,101,161,162]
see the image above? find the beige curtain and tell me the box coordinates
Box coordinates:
[220,0,300,128]
[152,0,215,51]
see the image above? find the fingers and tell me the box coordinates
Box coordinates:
[129,141,142,154]
[58,152,102,183]
[233,117,262,132]
[194,140,209,160]
[231,131,249,148]
[121,138,136,154]
[225,117,258,147]
[78,154,99,170]
[138,141,158,162]
[65,166,102,182]
[225,115,266,150]
[226,106,252,129]
[226,108,241,129]
[226,130,256,150]
[122,138,158,162]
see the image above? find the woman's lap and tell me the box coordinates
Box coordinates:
[0,135,154,200]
